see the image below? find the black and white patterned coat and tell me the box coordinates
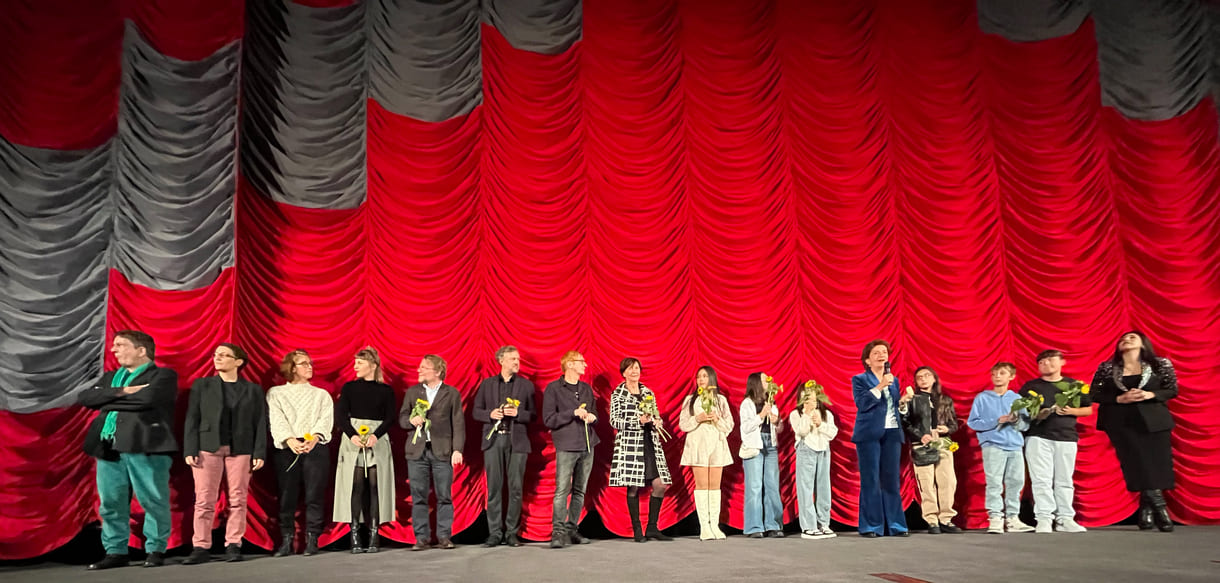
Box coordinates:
[609,383,672,487]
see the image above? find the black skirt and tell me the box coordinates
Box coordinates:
[641,424,660,482]
[1106,421,1175,491]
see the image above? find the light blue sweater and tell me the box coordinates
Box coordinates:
[967,389,1029,451]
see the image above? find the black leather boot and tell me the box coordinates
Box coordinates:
[1137,491,1155,531]
[273,529,294,557]
[350,522,364,553]
[367,519,380,553]
[626,494,644,542]
[304,532,319,555]
[645,496,673,541]
[1148,490,1174,532]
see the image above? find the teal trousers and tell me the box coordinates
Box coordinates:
[96,453,173,554]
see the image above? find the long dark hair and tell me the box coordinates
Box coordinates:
[913,365,942,404]
[688,365,721,416]
[1109,330,1163,373]
[745,372,766,411]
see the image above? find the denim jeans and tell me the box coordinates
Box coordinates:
[743,432,782,534]
[553,449,594,532]
[407,446,455,542]
[795,442,831,531]
[1025,436,1078,522]
[981,446,1024,517]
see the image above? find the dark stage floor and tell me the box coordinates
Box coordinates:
[2,526,1218,583]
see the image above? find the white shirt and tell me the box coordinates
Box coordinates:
[788,409,839,451]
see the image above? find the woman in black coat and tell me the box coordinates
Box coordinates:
[1090,331,1178,532]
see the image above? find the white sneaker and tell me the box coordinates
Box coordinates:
[1006,517,1035,533]
[988,516,1004,534]
[800,530,822,540]
[1055,517,1087,533]
[1035,519,1053,534]
[820,526,837,538]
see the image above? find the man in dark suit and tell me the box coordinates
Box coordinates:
[181,343,267,564]
[78,330,179,570]
[399,354,465,550]
[473,345,535,548]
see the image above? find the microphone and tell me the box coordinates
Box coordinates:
[883,361,891,376]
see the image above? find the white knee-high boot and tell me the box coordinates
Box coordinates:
[694,489,713,540]
[708,489,726,539]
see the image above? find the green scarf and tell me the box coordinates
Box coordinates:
[99,362,152,441]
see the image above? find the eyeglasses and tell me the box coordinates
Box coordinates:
[295,362,314,368]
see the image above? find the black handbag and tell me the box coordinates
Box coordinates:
[911,444,940,466]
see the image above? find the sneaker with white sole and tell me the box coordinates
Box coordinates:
[1035,520,1053,534]
[987,516,1004,534]
[820,527,837,538]
[1006,516,1035,533]
[800,530,822,540]
[1054,517,1087,533]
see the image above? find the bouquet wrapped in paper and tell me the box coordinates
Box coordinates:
[637,393,671,440]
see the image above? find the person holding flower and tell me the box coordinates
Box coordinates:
[851,340,909,538]
[473,345,536,547]
[967,362,1033,534]
[609,358,673,542]
[1090,331,1179,533]
[333,347,396,553]
[267,349,334,557]
[542,350,600,548]
[399,354,465,550]
[678,366,733,540]
[788,381,838,539]
[182,343,267,565]
[740,372,784,538]
[899,366,961,534]
[1018,349,1091,534]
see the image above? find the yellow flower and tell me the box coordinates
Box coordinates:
[804,380,815,389]
[417,398,430,407]
[303,432,314,441]
[1080,384,1090,395]
[949,442,960,453]
[358,425,370,436]
[697,386,705,396]
[1037,394,1045,404]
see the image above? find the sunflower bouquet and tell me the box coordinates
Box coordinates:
[763,374,783,405]
[1053,380,1091,409]
[929,436,960,453]
[637,393,671,440]
[696,385,716,416]
[409,398,431,444]
[799,379,831,408]
[1009,392,1043,421]
[486,397,522,440]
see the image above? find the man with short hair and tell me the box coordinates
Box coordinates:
[474,345,535,547]
[399,354,465,550]
[543,351,599,548]
[78,331,179,570]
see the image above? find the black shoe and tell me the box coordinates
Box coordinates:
[1138,491,1156,531]
[350,523,365,554]
[893,531,910,537]
[940,523,962,534]
[1148,490,1175,532]
[367,520,380,553]
[143,552,165,567]
[506,534,521,547]
[182,547,210,565]
[224,544,242,562]
[438,539,455,550]
[927,525,941,534]
[412,542,429,551]
[764,530,785,538]
[550,533,567,548]
[859,532,879,538]
[568,530,589,545]
[746,532,764,538]
[274,531,294,557]
[87,554,129,570]
[645,496,673,541]
[303,532,319,556]
[483,534,502,548]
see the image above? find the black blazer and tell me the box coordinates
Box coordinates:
[399,383,465,460]
[1091,359,1178,434]
[79,365,179,459]
[183,376,268,459]
[472,374,536,453]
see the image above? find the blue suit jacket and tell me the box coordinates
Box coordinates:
[851,370,905,444]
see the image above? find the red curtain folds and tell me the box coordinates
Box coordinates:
[2,0,1218,561]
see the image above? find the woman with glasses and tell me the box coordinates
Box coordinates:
[267,350,334,556]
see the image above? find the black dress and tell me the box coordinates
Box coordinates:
[1092,357,1178,493]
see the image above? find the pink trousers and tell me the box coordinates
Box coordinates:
[191,446,253,548]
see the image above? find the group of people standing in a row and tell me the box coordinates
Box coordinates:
[77,329,1178,571]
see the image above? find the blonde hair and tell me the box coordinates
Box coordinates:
[560,351,583,374]
[280,349,310,383]
[355,346,384,383]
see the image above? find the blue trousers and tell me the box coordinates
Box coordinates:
[856,428,908,535]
